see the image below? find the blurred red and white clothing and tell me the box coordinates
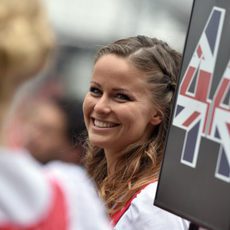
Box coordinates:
[0,147,111,230]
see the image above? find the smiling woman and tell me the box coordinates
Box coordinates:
[83,35,189,229]
[83,54,158,153]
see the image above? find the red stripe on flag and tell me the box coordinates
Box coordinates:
[197,45,202,58]
[227,123,230,135]
[180,66,196,95]
[195,70,211,102]
[207,78,229,134]
[183,111,200,127]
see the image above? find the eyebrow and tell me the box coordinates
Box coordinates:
[90,81,100,86]
[90,81,130,93]
[112,88,130,93]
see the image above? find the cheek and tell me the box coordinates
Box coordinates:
[122,105,153,124]
[118,111,137,128]
[134,108,154,129]
[83,96,94,125]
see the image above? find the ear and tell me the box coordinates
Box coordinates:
[150,111,162,126]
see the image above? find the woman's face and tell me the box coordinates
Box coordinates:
[83,54,161,153]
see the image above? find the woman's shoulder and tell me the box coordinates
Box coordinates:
[45,161,91,186]
[45,161,111,230]
[135,181,158,202]
[0,148,52,225]
[0,149,111,230]
[114,181,189,230]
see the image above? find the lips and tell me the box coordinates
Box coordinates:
[93,118,119,128]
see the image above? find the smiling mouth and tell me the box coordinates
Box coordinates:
[93,118,119,128]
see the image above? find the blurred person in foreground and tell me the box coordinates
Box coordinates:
[0,0,111,229]
[24,96,86,165]
[83,36,189,229]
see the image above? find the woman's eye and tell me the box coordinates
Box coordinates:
[115,93,131,101]
[89,86,101,96]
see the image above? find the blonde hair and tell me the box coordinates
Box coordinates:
[84,36,182,216]
[0,0,54,89]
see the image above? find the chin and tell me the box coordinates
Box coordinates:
[90,141,106,148]
[89,138,109,149]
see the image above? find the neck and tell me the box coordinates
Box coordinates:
[104,148,122,176]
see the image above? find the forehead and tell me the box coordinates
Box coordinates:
[92,54,150,91]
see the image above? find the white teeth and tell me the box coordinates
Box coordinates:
[94,119,116,128]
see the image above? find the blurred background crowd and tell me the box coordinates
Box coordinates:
[15,0,194,165]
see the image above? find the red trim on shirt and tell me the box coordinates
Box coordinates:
[0,179,68,230]
[111,181,156,226]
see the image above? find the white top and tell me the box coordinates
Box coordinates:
[114,182,189,230]
[0,147,111,230]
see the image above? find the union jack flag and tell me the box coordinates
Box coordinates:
[173,7,230,182]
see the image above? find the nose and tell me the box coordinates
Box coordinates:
[94,94,111,114]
